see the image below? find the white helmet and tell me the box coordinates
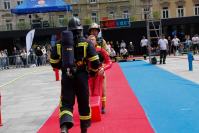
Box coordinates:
[89,23,100,33]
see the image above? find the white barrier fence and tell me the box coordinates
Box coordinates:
[0,54,49,70]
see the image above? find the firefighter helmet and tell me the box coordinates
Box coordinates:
[68,17,83,31]
[88,23,100,33]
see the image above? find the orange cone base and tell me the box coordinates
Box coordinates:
[90,96,101,122]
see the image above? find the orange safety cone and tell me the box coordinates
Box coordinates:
[54,68,60,81]
[0,92,2,126]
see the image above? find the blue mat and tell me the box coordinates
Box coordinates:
[120,61,199,133]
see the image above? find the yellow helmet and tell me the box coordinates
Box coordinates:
[88,23,100,33]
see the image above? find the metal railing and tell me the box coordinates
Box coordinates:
[0,22,67,31]
[0,54,49,70]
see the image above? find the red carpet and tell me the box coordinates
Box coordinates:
[37,63,154,133]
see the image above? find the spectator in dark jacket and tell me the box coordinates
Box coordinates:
[35,46,43,66]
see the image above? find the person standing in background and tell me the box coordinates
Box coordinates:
[127,42,134,58]
[140,36,149,60]
[158,35,168,64]
[172,35,180,56]
[167,36,172,55]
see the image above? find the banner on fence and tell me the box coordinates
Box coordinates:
[26,29,35,54]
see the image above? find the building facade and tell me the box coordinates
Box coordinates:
[0,0,71,31]
[0,0,199,31]
[1,0,199,54]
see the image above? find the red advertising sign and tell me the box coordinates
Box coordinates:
[100,18,130,29]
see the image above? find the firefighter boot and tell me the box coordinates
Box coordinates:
[81,127,87,133]
[143,55,147,60]
[61,124,68,133]
[101,100,106,114]
[101,107,106,114]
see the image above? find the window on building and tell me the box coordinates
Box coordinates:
[17,19,25,29]
[143,7,150,20]
[162,7,169,19]
[4,0,11,9]
[91,12,98,22]
[58,15,64,26]
[123,10,129,19]
[19,19,25,23]
[17,0,23,5]
[194,4,199,15]
[177,6,184,17]
[6,20,12,30]
[73,13,78,17]
[90,0,97,3]
[108,0,113,2]
[109,11,114,19]
[72,0,79,4]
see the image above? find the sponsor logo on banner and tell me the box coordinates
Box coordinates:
[100,18,130,29]
[38,0,45,5]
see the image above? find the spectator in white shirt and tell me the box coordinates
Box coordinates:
[172,35,180,56]
[192,34,199,54]
[120,40,126,48]
[109,48,117,62]
[106,41,111,54]
[184,35,192,52]
[158,35,168,64]
[120,47,128,59]
[140,36,149,59]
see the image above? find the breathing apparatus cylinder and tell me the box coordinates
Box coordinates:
[61,30,75,76]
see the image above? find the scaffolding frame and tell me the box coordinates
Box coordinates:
[144,0,162,62]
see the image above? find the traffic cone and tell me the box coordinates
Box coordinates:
[0,92,2,126]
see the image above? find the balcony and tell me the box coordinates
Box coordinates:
[192,0,199,3]
[175,0,186,5]
[140,0,152,7]
[0,20,67,31]
[160,0,170,7]
[140,0,152,2]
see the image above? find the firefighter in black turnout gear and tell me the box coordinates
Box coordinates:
[50,17,101,133]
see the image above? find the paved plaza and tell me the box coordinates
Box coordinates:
[0,55,198,133]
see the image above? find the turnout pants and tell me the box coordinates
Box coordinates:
[160,50,167,63]
[60,70,91,129]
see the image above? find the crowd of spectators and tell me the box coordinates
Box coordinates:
[0,44,51,70]
[1,33,199,70]
[151,34,199,56]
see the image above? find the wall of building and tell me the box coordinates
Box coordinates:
[1,0,199,55]
[0,0,198,29]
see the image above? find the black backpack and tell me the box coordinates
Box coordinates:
[151,57,157,64]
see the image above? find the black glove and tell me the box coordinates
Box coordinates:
[97,37,103,47]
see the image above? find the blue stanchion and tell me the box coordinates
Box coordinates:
[187,52,194,71]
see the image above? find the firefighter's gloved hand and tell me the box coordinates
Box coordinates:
[98,67,104,76]
[97,37,103,46]
[66,68,73,77]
